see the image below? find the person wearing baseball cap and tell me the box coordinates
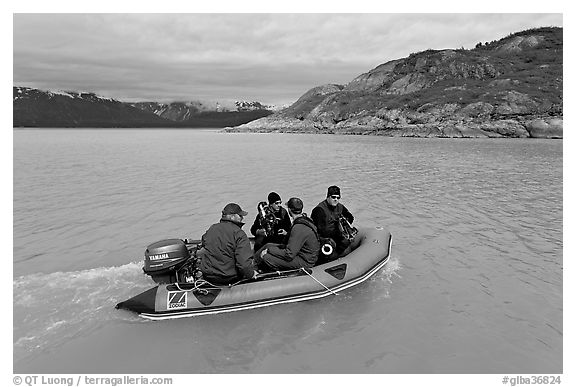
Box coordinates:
[255,197,320,272]
[198,202,257,285]
[221,202,248,217]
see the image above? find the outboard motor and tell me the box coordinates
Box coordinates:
[143,239,199,284]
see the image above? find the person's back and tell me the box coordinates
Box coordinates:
[199,203,256,285]
[286,215,321,266]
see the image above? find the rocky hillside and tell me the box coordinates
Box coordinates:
[13,88,273,128]
[229,27,562,138]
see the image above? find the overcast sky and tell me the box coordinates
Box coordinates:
[13,12,563,106]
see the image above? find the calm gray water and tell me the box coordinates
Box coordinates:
[13,129,562,374]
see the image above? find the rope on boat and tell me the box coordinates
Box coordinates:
[184,268,337,297]
[173,280,211,294]
[302,268,339,296]
[229,268,302,286]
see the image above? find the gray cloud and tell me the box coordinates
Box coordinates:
[13,13,563,105]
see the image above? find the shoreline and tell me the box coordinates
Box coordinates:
[224,115,563,139]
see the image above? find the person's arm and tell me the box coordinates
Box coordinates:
[342,205,354,224]
[201,230,207,246]
[267,224,306,261]
[277,209,292,236]
[235,231,256,278]
[250,214,264,236]
[311,206,328,235]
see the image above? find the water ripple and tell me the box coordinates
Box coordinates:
[13,130,562,373]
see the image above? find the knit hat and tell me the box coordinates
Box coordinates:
[327,185,341,197]
[267,191,282,204]
[287,197,303,214]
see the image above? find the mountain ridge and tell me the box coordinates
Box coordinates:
[13,87,274,128]
[228,27,563,138]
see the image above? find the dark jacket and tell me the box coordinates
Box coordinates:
[311,200,354,241]
[250,206,291,244]
[267,215,320,267]
[200,219,255,281]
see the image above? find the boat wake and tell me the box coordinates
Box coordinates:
[373,256,402,297]
[13,262,154,362]
[14,255,402,362]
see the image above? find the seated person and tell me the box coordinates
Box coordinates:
[311,185,355,256]
[199,203,258,285]
[250,192,291,252]
[255,197,320,272]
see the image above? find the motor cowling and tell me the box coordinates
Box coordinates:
[143,239,192,284]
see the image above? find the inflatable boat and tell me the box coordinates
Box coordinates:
[116,226,392,320]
